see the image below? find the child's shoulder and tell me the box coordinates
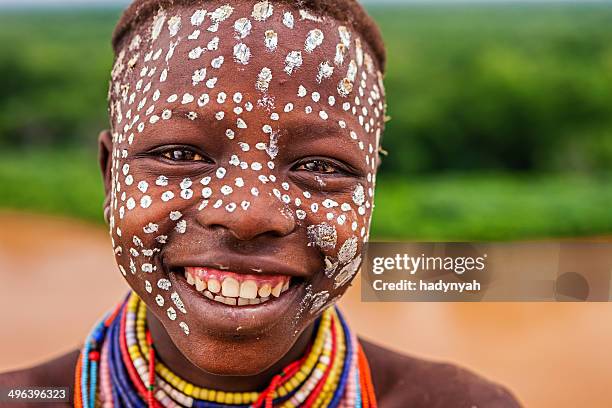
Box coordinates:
[0,349,78,408]
[361,339,522,408]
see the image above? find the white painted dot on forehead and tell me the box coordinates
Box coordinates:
[191,9,206,26]
[285,51,303,75]
[265,30,278,52]
[207,36,220,51]
[252,1,274,21]
[151,10,166,41]
[187,46,205,59]
[211,56,225,69]
[282,11,294,28]
[305,29,324,53]
[192,68,207,86]
[234,17,252,39]
[256,67,273,92]
[210,4,234,23]
[234,43,251,65]
[167,15,182,37]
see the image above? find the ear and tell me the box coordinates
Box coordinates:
[98,130,113,223]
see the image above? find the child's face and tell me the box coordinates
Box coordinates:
[104,0,385,375]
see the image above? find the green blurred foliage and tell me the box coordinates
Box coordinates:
[370,3,612,174]
[0,10,117,149]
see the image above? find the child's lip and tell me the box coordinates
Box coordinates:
[169,268,306,335]
[164,253,311,280]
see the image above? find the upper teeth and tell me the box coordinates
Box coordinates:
[184,268,291,306]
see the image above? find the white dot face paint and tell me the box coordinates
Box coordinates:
[107,1,386,340]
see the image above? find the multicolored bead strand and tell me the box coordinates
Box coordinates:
[75,292,377,408]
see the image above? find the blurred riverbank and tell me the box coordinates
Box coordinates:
[2,211,612,407]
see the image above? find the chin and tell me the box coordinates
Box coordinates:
[167,314,306,377]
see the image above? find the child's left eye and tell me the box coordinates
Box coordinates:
[295,159,339,174]
[161,149,204,162]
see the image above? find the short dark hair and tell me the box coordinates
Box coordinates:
[112,0,386,73]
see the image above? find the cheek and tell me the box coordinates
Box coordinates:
[107,157,200,336]
[298,183,375,316]
[111,170,196,255]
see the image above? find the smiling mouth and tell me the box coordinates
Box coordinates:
[182,267,293,307]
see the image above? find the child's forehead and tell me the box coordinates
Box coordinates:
[109,1,385,148]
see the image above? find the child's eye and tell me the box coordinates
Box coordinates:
[295,159,339,174]
[161,149,205,162]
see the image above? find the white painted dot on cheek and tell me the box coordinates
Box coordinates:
[181,189,193,200]
[175,220,187,233]
[140,195,152,208]
[155,176,168,187]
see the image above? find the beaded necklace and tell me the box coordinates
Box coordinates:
[75,292,377,408]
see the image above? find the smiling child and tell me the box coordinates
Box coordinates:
[0,1,520,407]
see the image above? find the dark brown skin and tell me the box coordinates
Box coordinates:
[0,340,521,407]
[105,1,379,382]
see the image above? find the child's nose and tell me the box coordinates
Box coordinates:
[194,188,296,241]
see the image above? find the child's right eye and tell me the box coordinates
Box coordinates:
[161,149,205,162]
